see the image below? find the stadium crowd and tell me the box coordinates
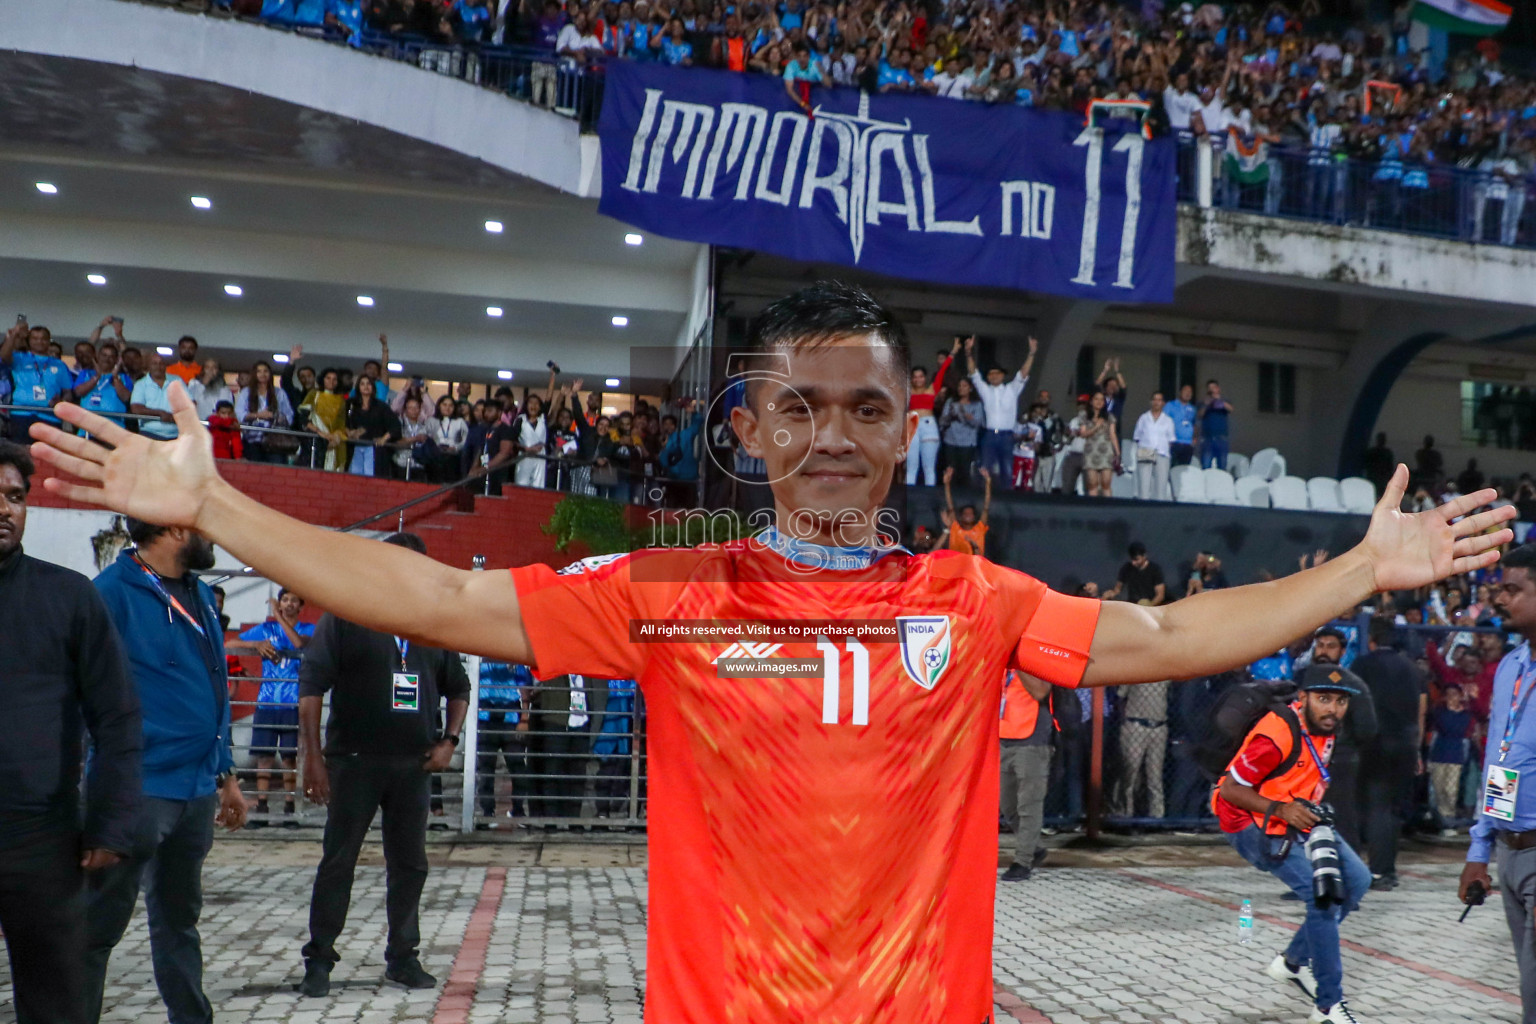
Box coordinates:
[0,317,703,503]
[235,0,1536,241]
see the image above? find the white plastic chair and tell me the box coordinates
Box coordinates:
[1246,448,1279,479]
[1203,467,1240,505]
[1339,477,1376,515]
[1270,475,1310,510]
[1307,476,1345,512]
[1110,468,1138,499]
[1171,464,1206,503]
[1234,476,1271,508]
[1226,453,1251,479]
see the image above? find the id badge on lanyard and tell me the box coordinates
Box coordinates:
[391,637,419,712]
[1488,664,1536,821]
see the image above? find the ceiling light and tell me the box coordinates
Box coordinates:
[387,362,403,373]
[486,306,503,317]
[35,182,57,194]
[224,284,243,297]
[605,377,621,387]
[484,220,504,233]
[497,370,514,380]
[156,346,174,356]
[190,196,212,210]
[356,295,374,307]
[611,316,629,328]
[272,353,290,364]
[87,273,107,285]
[624,233,643,246]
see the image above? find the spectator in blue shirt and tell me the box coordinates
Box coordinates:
[1462,544,1536,1019]
[240,590,314,827]
[1165,382,1198,467]
[660,18,693,65]
[323,0,365,44]
[1198,378,1233,470]
[448,0,492,42]
[878,48,916,92]
[475,661,532,824]
[1,320,72,441]
[783,42,825,110]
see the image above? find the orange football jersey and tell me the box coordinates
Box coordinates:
[510,533,1099,1024]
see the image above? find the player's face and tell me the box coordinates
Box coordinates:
[278,592,304,619]
[1495,567,1536,635]
[731,337,905,541]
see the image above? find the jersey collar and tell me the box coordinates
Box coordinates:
[754,526,909,571]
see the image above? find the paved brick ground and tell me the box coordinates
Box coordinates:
[5,840,1520,1024]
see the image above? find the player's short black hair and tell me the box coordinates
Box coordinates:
[1368,614,1396,647]
[752,281,909,362]
[383,532,427,555]
[0,440,34,493]
[1127,541,1147,558]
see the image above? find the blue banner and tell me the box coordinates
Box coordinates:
[598,62,1177,303]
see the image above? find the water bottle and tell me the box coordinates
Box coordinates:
[1238,899,1254,945]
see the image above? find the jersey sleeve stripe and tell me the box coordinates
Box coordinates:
[1015,587,1101,687]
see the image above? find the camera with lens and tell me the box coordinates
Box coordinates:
[1297,800,1345,909]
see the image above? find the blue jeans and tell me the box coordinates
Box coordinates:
[905,415,940,486]
[1200,435,1229,470]
[84,793,218,1024]
[1227,824,1372,1010]
[978,429,1013,479]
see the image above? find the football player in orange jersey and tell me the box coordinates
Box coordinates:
[29,282,1515,1023]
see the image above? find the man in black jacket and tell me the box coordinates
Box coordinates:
[0,440,142,1024]
[1353,614,1427,890]
[295,532,470,998]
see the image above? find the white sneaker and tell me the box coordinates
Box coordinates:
[1266,955,1317,1000]
[1309,1001,1361,1023]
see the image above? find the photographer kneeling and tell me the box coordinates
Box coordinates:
[1212,666,1374,1024]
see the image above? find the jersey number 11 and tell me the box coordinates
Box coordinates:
[817,637,870,726]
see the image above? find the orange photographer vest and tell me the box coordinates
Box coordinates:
[1000,672,1041,739]
[1211,705,1331,835]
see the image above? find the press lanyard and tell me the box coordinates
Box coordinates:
[1498,660,1536,763]
[395,637,410,671]
[1300,729,1331,787]
[132,556,208,641]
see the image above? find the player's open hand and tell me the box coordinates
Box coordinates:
[1359,464,1515,593]
[29,381,220,530]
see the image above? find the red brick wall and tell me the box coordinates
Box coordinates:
[29,459,578,571]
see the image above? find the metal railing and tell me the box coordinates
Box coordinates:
[1175,132,1535,249]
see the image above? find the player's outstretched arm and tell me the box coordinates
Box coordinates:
[1081,465,1514,687]
[30,384,534,664]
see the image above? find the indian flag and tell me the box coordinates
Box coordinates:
[1412,0,1511,36]
[1224,128,1269,185]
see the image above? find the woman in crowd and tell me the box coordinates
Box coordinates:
[939,375,983,485]
[393,394,434,480]
[188,358,233,420]
[300,367,350,472]
[589,414,625,502]
[235,360,296,464]
[513,392,548,489]
[428,394,468,483]
[1082,390,1119,498]
[345,375,400,477]
[905,338,955,487]
[548,397,583,492]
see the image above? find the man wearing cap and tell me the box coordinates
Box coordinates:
[1212,665,1373,1024]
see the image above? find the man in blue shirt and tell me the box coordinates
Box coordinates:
[1,320,72,441]
[87,518,248,1024]
[878,48,917,92]
[72,324,134,421]
[1165,382,1198,467]
[1462,543,1536,1023]
[1198,378,1234,470]
[240,590,314,827]
[475,661,532,824]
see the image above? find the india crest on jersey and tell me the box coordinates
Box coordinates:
[896,616,952,690]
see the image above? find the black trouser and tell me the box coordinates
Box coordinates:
[0,827,89,1024]
[529,727,588,819]
[1362,743,1417,877]
[85,794,217,1024]
[1329,753,1363,849]
[940,443,976,483]
[302,754,429,969]
[596,756,632,817]
[477,724,528,817]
